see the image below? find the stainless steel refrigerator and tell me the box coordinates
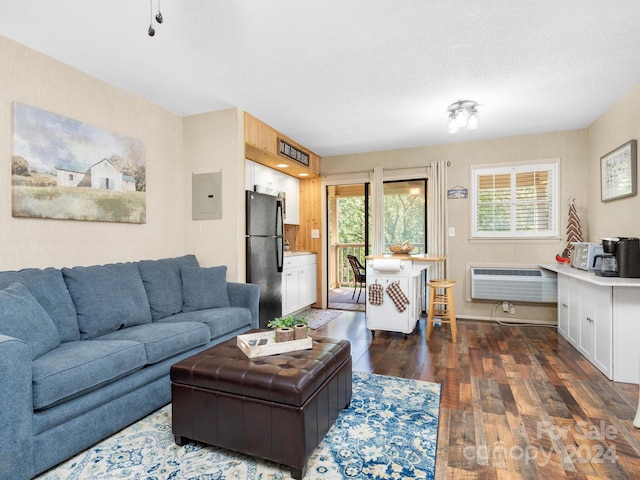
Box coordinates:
[246,190,284,328]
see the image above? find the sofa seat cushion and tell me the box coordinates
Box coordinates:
[158,307,252,341]
[0,267,79,342]
[0,282,61,359]
[94,322,209,364]
[137,255,199,321]
[62,262,152,339]
[181,265,230,311]
[32,340,147,410]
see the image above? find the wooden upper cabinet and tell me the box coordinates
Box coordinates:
[244,112,278,155]
[244,112,320,177]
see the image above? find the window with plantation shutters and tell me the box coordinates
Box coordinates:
[471,161,559,238]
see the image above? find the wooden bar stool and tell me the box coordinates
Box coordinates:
[426,279,457,343]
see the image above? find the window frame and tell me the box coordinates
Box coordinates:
[471,159,559,239]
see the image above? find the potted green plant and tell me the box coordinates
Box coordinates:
[267,315,309,342]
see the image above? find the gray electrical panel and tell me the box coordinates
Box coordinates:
[192,172,222,220]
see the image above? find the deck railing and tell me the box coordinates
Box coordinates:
[331,243,366,288]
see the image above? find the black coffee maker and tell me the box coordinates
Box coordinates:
[617,237,640,278]
[595,237,640,277]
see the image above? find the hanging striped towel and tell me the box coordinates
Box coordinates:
[386,281,410,312]
[368,283,384,306]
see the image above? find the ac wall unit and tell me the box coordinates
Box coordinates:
[470,267,557,304]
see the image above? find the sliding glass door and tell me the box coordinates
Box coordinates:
[327,178,426,310]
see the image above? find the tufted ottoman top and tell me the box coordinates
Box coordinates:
[170,330,351,407]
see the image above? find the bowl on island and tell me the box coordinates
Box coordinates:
[389,243,414,254]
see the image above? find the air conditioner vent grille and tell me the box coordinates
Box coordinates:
[470,267,556,304]
[473,268,542,277]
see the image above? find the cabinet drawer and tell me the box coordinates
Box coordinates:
[283,254,316,269]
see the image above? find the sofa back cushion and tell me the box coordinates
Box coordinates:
[137,255,200,320]
[181,265,231,312]
[0,267,79,342]
[62,263,152,339]
[0,282,62,359]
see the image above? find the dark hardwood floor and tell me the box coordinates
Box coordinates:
[314,311,640,479]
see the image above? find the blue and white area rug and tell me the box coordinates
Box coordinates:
[37,372,441,480]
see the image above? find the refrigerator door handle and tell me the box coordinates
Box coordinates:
[276,237,284,272]
[276,198,284,272]
[275,199,284,236]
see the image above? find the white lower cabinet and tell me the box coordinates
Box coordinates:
[298,262,317,308]
[558,275,612,379]
[557,274,569,339]
[576,282,612,378]
[282,254,316,316]
[283,268,300,315]
[567,276,580,346]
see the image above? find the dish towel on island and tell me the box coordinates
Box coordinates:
[368,283,384,306]
[386,281,410,312]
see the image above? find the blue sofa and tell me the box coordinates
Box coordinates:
[0,255,259,480]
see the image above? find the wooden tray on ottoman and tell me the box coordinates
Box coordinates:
[237,330,312,358]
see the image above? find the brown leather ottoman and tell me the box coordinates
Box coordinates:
[170,331,352,479]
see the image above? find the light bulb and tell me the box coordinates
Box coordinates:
[467,109,479,130]
[448,114,459,134]
[455,108,468,128]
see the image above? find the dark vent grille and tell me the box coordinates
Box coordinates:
[474,269,542,277]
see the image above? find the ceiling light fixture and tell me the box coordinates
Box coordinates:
[447,100,479,133]
[155,0,164,24]
[148,0,164,37]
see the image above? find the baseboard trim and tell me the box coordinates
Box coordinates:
[455,314,557,326]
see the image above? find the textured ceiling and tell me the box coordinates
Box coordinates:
[2,1,640,156]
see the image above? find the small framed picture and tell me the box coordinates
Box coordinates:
[600,139,637,202]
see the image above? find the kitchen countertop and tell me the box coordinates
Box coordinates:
[365,254,446,262]
[540,263,640,287]
[284,251,315,257]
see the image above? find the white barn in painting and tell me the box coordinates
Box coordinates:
[55,158,136,192]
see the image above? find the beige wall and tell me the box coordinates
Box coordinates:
[587,83,640,241]
[182,109,246,281]
[322,130,589,322]
[3,30,639,312]
[0,36,186,270]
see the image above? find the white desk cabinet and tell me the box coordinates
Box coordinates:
[557,274,569,339]
[567,276,580,347]
[543,264,638,384]
[576,281,612,379]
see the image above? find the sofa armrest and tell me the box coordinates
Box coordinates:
[227,282,260,329]
[0,335,34,480]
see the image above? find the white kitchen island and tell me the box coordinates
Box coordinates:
[541,263,640,384]
[365,254,445,337]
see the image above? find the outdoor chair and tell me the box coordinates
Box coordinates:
[347,254,366,303]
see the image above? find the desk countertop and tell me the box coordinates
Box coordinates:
[284,251,316,257]
[540,263,640,287]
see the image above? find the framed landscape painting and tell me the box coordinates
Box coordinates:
[11,103,146,223]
